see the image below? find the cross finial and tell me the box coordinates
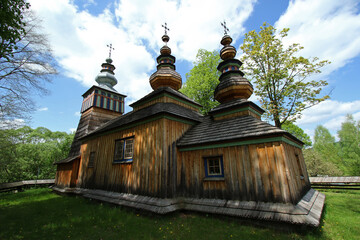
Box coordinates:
[162,22,170,35]
[221,21,229,35]
[107,43,115,58]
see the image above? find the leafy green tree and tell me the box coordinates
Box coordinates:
[181,49,221,114]
[282,121,312,147]
[337,115,360,175]
[303,148,342,177]
[240,23,330,128]
[0,0,30,60]
[0,126,74,183]
[312,125,343,171]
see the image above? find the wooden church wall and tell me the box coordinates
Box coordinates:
[55,159,80,188]
[178,141,310,204]
[77,117,193,198]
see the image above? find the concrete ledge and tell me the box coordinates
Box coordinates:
[52,186,325,227]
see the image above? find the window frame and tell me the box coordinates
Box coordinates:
[203,155,224,179]
[113,136,134,163]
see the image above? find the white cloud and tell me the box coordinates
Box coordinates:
[297,100,360,126]
[38,107,48,111]
[74,111,81,117]
[115,0,256,61]
[275,0,360,77]
[0,119,25,129]
[29,0,256,104]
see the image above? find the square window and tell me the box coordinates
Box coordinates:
[88,151,95,167]
[113,137,134,163]
[204,156,224,178]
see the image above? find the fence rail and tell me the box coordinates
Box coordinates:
[310,176,360,190]
[0,179,55,193]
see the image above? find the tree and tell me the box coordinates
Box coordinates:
[181,49,221,114]
[313,125,342,164]
[337,114,360,175]
[0,0,30,60]
[282,121,312,147]
[0,10,57,127]
[240,23,330,128]
[0,126,74,183]
[303,148,342,177]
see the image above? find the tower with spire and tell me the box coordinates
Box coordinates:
[149,23,182,91]
[56,50,126,166]
[209,23,264,121]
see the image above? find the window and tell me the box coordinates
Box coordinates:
[114,137,134,163]
[204,156,224,178]
[88,151,95,167]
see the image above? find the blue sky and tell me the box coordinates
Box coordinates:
[28,0,360,141]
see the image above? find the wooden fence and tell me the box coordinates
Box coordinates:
[0,179,55,193]
[310,176,360,190]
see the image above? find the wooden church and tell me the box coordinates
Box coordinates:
[54,26,325,226]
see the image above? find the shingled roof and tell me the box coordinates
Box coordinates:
[82,102,203,139]
[130,87,202,109]
[177,115,302,147]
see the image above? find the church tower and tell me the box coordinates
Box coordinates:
[58,47,126,164]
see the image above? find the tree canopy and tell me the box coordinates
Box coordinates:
[0,0,30,60]
[0,126,74,183]
[180,49,221,114]
[282,121,312,147]
[240,23,330,128]
[337,115,360,175]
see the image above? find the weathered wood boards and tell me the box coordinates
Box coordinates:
[77,118,192,198]
[178,142,310,204]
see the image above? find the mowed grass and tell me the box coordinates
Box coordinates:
[0,188,359,240]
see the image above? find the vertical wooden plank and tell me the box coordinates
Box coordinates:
[265,142,281,202]
[257,144,272,201]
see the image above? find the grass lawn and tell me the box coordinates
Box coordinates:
[0,188,359,240]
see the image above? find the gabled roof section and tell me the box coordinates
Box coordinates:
[130,87,202,110]
[177,115,303,148]
[209,99,265,116]
[82,102,203,139]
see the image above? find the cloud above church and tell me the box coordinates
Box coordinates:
[275,0,360,77]
[29,0,256,104]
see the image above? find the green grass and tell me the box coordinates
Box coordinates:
[0,188,359,240]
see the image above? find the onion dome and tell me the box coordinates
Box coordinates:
[95,57,118,91]
[214,34,253,103]
[149,24,182,91]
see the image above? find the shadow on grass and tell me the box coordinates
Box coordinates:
[0,189,340,240]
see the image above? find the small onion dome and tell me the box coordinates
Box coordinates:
[95,58,118,89]
[162,34,170,43]
[160,45,171,55]
[220,35,237,60]
[220,34,233,46]
[214,33,253,103]
[149,32,182,91]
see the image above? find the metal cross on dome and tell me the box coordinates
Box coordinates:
[221,21,229,35]
[162,22,170,35]
[107,43,115,58]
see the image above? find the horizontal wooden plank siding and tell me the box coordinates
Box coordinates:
[78,117,193,198]
[178,141,310,203]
